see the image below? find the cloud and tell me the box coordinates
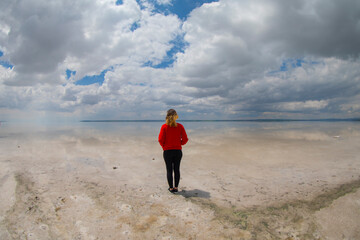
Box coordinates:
[0,0,181,86]
[0,0,360,120]
[275,100,329,112]
[81,94,101,105]
[172,0,360,118]
[265,0,360,58]
[155,0,172,5]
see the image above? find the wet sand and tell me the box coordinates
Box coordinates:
[0,122,360,239]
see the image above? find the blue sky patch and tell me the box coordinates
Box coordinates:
[75,68,112,86]
[274,59,306,73]
[144,33,188,68]
[0,61,13,69]
[268,59,323,75]
[130,21,140,31]
[115,0,123,5]
[66,69,76,80]
[296,59,305,67]
[128,82,147,86]
[137,0,219,20]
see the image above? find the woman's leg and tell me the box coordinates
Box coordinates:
[163,150,174,188]
[173,150,182,188]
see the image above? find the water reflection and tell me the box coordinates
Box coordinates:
[1,121,360,141]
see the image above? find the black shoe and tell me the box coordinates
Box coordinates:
[173,188,178,192]
[168,188,175,193]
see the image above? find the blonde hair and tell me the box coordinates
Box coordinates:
[166,109,178,127]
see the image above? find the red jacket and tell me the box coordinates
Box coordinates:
[158,123,188,151]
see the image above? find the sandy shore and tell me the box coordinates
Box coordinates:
[1,122,360,239]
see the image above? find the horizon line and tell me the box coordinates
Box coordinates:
[80,118,360,123]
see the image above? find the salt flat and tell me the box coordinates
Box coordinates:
[0,121,359,239]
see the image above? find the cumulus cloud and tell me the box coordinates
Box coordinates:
[275,100,329,112]
[155,0,172,5]
[265,0,360,58]
[173,0,360,118]
[0,0,181,85]
[0,0,360,120]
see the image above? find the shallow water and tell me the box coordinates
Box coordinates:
[2,120,360,140]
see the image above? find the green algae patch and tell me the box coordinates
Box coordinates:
[188,178,360,240]
[305,178,360,211]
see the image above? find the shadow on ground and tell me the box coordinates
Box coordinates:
[177,189,211,198]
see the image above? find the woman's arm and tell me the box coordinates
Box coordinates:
[158,125,166,147]
[181,125,188,145]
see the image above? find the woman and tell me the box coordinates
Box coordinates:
[158,109,188,193]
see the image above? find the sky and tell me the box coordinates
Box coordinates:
[0,0,360,121]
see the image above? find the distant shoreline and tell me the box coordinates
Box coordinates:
[80,118,360,123]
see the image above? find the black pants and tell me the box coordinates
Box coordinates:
[163,150,182,188]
